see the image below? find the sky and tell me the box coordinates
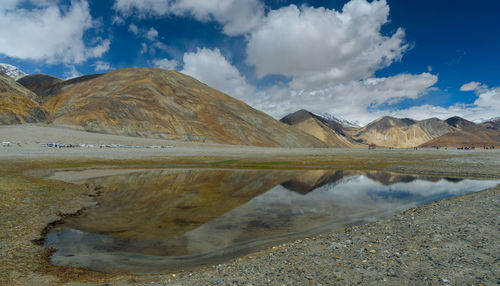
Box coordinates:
[0,0,499,126]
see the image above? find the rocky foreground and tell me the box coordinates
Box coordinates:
[151,185,499,286]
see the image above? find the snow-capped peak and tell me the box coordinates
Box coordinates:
[0,63,26,80]
[483,117,500,123]
[314,112,361,128]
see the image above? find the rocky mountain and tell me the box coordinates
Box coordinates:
[420,129,500,148]
[420,118,500,148]
[351,116,455,148]
[280,109,360,147]
[313,112,360,128]
[444,116,476,130]
[17,74,63,101]
[21,68,325,147]
[0,63,26,80]
[0,73,46,124]
[480,117,500,130]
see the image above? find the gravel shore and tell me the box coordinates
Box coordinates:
[158,185,499,286]
[1,125,499,285]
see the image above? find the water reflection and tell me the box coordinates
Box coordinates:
[45,169,499,273]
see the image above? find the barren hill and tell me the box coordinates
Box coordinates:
[17,74,63,101]
[353,116,456,148]
[34,68,325,147]
[0,73,46,124]
[280,109,360,147]
[419,118,500,148]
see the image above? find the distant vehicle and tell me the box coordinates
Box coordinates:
[2,142,11,147]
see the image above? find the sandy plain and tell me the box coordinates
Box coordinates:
[1,125,499,285]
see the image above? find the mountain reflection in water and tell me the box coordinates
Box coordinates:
[45,169,499,273]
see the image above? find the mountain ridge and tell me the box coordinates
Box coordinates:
[17,68,326,147]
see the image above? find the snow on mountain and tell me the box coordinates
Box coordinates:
[314,112,361,128]
[483,117,500,123]
[0,63,26,80]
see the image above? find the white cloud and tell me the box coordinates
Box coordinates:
[113,0,171,17]
[170,0,264,36]
[64,65,82,79]
[459,81,487,92]
[0,0,109,64]
[113,0,264,35]
[181,48,255,101]
[248,73,438,125]
[153,58,178,69]
[93,61,112,72]
[146,27,158,41]
[246,0,407,89]
[128,23,139,35]
[140,43,148,54]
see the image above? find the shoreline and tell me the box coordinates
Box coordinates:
[1,126,500,285]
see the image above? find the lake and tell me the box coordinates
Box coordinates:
[44,168,500,273]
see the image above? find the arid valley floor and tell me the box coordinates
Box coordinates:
[1,125,499,285]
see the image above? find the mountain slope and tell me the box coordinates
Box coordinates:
[17,74,63,101]
[41,68,325,147]
[280,109,359,147]
[420,129,500,148]
[0,63,26,80]
[0,73,46,124]
[353,116,456,148]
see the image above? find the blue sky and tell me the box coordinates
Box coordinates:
[0,0,499,125]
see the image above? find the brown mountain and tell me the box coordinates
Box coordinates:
[352,116,455,148]
[479,118,500,130]
[0,73,46,124]
[28,68,325,147]
[17,74,63,101]
[420,118,500,148]
[280,109,360,147]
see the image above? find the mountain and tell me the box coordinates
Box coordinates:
[0,63,26,80]
[280,109,360,147]
[420,118,500,148]
[419,129,500,148]
[30,68,325,147]
[17,74,63,101]
[444,116,476,130]
[0,73,46,124]
[352,116,455,148]
[313,112,360,128]
[480,117,500,130]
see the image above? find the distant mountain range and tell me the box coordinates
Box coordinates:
[281,111,500,148]
[1,63,498,148]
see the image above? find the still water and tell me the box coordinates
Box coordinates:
[45,169,500,273]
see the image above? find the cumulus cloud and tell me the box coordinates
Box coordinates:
[248,73,438,125]
[113,0,264,35]
[181,48,255,101]
[459,81,488,93]
[153,58,178,69]
[93,61,112,72]
[246,0,408,89]
[171,0,264,36]
[146,27,159,40]
[0,0,110,64]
